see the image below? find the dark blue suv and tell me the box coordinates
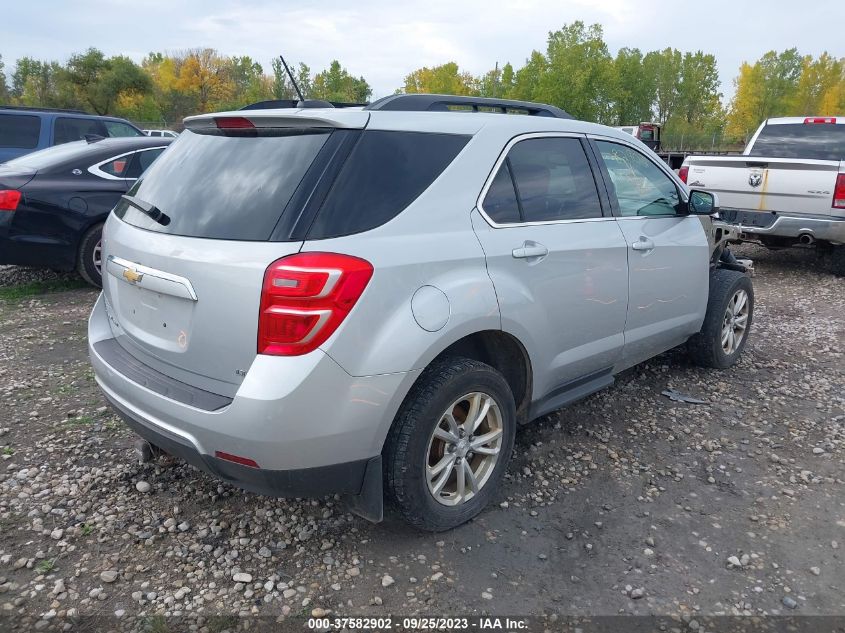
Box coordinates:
[0,106,144,163]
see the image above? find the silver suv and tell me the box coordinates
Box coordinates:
[88,94,754,531]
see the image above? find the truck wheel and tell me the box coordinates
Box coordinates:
[687,269,754,369]
[829,245,845,277]
[77,223,104,288]
[383,358,516,531]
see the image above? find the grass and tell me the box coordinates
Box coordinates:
[141,615,171,633]
[0,278,89,301]
[80,523,94,536]
[1,447,13,456]
[35,558,56,574]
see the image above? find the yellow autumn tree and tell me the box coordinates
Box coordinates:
[176,49,235,113]
[726,62,764,142]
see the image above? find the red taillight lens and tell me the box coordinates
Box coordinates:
[215,116,255,129]
[804,117,837,124]
[0,190,21,211]
[833,174,845,209]
[258,252,373,356]
[215,451,259,468]
[678,166,689,184]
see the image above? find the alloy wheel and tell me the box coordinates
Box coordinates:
[425,392,504,506]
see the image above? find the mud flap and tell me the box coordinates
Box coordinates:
[343,455,383,523]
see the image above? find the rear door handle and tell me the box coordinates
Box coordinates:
[512,241,549,259]
[631,237,655,252]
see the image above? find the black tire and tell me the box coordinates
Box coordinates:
[383,357,516,531]
[687,268,754,369]
[77,223,103,287]
[828,245,845,277]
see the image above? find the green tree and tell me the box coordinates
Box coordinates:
[311,60,371,103]
[65,48,151,114]
[510,51,547,102]
[789,53,843,114]
[534,22,615,122]
[0,54,8,102]
[643,48,682,125]
[612,47,654,124]
[271,58,311,100]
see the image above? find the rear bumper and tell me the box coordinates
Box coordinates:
[106,388,374,498]
[88,293,417,507]
[719,208,845,244]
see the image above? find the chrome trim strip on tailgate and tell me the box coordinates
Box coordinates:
[106,255,198,301]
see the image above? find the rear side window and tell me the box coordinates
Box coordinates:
[114,129,330,240]
[55,117,108,144]
[105,120,142,138]
[482,161,520,224]
[749,123,845,161]
[0,115,41,149]
[307,131,469,239]
[482,137,603,223]
[124,148,165,179]
[100,155,132,177]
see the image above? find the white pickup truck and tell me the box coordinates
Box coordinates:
[680,117,845,274]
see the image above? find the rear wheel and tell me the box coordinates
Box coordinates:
[687,269,754,369]
[828,245,845,277]
[383,358,516,531]
[77,223,104,287]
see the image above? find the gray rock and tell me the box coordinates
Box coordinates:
[99,570,118,583]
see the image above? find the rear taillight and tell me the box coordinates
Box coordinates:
[678,166,689,184]
[804,117,837,124]
[0,190,21,211]
[834,174,845,209]
[258,252,373,356]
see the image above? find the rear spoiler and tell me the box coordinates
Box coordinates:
[183,109,369,131]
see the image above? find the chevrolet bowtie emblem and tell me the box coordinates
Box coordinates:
[122,267,143,284]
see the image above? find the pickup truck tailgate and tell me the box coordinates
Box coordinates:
[685,156,842,216]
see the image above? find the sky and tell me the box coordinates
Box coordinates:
[2,0,843,101]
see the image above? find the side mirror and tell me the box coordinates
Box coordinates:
[688,189,719,215]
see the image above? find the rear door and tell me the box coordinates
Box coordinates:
[102,125,348,396]
[590,138,709,367]
[472,134,629,400]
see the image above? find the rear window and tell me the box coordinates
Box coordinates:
[749,123,845,161]
[0,114,41,149]
[307,131,470,239]
[114,129,331,240]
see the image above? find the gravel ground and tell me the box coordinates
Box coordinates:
[0,245,842,630]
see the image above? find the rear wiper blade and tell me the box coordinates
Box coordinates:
[121,194,170,226]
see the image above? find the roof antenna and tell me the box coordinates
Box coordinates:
[279,55,305,102]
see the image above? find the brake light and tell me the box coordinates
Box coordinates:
[258,252,373,356]
[215,116,255,129]
[0,190,21,211]
[834,174,845,209]
[804,117,837,124]
[678,166,689,184]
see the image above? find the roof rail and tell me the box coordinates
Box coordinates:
[240,99,367,111]
[364,94,573,119]
[0,104,90,115]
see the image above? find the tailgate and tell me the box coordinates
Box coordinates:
[685,156,841,215]
[102,218,302,396]
[99,117,357,396]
